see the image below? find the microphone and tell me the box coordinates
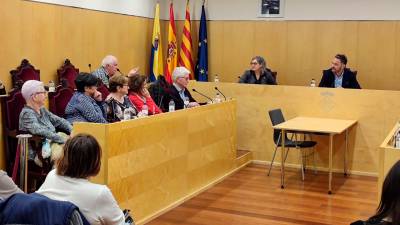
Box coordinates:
[88,64,92,73]
[192,89,213,103]
[214,87,227,101]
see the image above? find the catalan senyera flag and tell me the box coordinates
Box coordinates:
[178,0,194,79]
[165,2,177,84]
[195,3,208,81]
[149,3,164,82]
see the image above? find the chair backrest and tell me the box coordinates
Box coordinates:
[97,83,110,101]
[57,59,79,90]
[10,59,40,89]
[268,109,287,144]
[148,75,172,111]
[49,87,74,118]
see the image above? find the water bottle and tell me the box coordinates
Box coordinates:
[183,97,190,108]
[310,78,316,87]
[48,80,55,92]
[123,107,132,120]
[141,104,148,116]
[215,92,221,103]
[168,100,175,112]
[214,74,219,83]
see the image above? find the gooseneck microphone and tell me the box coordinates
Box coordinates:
[192,89,213,103]
[88,64,92,73]
[214,87,227,101]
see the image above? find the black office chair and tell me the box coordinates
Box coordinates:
[268,109,317,180]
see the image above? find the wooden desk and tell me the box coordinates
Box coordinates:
[274,117,357,194]
[72,100,237,224]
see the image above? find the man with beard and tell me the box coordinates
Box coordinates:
[319,54,361,89]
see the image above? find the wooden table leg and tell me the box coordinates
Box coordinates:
[328,134,333,194]
[281,129,286,189]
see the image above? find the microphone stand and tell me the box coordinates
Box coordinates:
[192,89,213,103]
[214,87,227,101]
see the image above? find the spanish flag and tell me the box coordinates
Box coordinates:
[178,0,194,79]
[149,3,164,82]
[165,2,177,84]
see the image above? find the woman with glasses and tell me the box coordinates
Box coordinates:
[239,56,277,85]
[105,74,137,122]
[19,80,72,163]
[65,72,107,124]
[128,74,162,115]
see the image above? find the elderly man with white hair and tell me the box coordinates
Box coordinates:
[163,67,199,111]
[19,80,72,164]
[92,55,119,88]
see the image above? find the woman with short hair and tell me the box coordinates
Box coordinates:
[19,80,72,163]
[65,72,107,124]
[128,75,162,115]
[37,134,125,225]
[239,56,276,85]
[105,74,137,122]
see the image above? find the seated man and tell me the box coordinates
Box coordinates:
[19,80,72,162]
[0,170,22,200]
[92,55,119,88]
[319,54,361,89]
[163,67,199,110]
[239,56,276,85]
[65,73,107,124]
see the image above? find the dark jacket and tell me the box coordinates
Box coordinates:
[239,69,277,85]
[351,219,391,225]
[162,85,197,111]
[0,193,89,225]
[319,68,361,89]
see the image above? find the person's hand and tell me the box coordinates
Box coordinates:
[141,88,150,98]
[128,67,140,77]
[93,90,102,101]
[188,102,199,108]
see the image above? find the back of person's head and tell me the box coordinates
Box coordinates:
[128,74,147,94]
[109,74,128,93]
[56,134,101,179]
[369,160,400,225]
[172,67,190,82]
[101,55,117,67]
[21,80,44,101]
[335,54,348,65]
[75,72,99,92]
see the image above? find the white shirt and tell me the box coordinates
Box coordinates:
[36,170,125,225]
[0,170,22,201]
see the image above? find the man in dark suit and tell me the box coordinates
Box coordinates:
[319,54,361,89]
[163,67,199,111]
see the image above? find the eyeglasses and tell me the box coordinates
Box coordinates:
[179,76,190,80]
[250,62,258,65]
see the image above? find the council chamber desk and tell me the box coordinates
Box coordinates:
[189,81,400,179]
[73,100,238,224]
[274,117,357,194]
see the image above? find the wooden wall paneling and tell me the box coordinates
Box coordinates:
[221,21,255,83]
[252,21,288,84]
[286,21,319,87]
[357,22,397,90]
[208,21,225,82]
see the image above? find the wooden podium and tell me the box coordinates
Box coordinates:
[73,100,238,224]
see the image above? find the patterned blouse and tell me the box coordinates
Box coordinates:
[19,106,72,143]
[65,92,107,124]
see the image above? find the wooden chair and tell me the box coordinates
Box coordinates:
[10,59,40,90]
[57,59,79,90]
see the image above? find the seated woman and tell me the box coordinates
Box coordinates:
[36,134,125,225]
[128,75,162,115]
[105,74,137,122]
[0,170,22,200]
[65,72,107,124]
[239,56,277,85]
[351,160,400,225]
[19,80,72,162]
